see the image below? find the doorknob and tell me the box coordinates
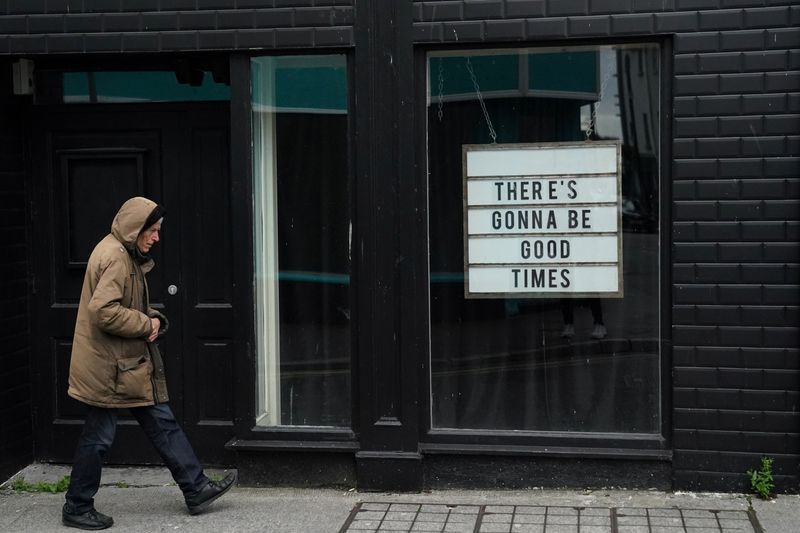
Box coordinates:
[167,284,179,295]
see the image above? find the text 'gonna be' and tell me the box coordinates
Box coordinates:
[491,209,592,231]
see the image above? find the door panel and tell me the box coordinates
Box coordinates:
[32,104,234,466]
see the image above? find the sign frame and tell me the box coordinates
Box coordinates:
[462,140,624,299]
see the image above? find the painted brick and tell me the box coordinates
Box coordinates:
[740,178,784,199]
[673,324,718,344]
[698,51,742,74]
[676,117,718,137]
[275,27,314,47]
[699,9,743,31]
[696,179,738,200]
[673,388,696,408]
[45,0,80,13]
[486,19,525,39]
[632,0,675,11]
[656,12,698,32]
[590,0,631,14]
[568,15,610,36]
[675,53,700,74]
[419,1,462,21]
[675,200,718,221]
[718,242,761,261]
[609,13,654,34]
[695,346,740,367]
[44,33,83,52]
[8,35,46,53]
[673,139,695,158]
[121,32,159,51]
[758,324,799,346]
[674,31,719,53]
[158,0,196,9]
[743,50,788,71]
[121,0,160,11]
[84,0,120,13]
[719,73,764,94]
[696,137,740,157]
[673,304,695,323]
[674,243,717,262]
[743,6,791,29]
[236,28,275,48]
[674,180,696,199]
[64,13,103,32]
[675,74,719,96]
[8,0,44,13]
[763,200,800,220]
[142,13,177,31]
[463,0,503,20]
[294,7,334,26]
[740,305,788,326]
[443,21,484,41]
[159,30,197,50]
[254,9,294,28]
[314,26,353,46]
[547,0,587,16]
[696,265,740,283]
[717,368,763,388]
[719,115,762,136]
[28,14,65,33]
[178,11,216,30]
[697,221,740,241]
[84,33,122,52]
[742,220,786,241]
[217,10,257,30]
[198,30,236,49]
[696,95,741,116]
[673,263,696,282]
[764,158,800,178]
[720,29,765,51]
[674,95,698,116]
[525,17,567,38]
[673,286,717,305]
[413,22,442,42]
[676,0,718,9]
[763,244,800,263]
[673,221,696,241]
[720,158,762,178]
[674,367,718,387]
[674,158,717,179]
[331,7,352,25]
[718,200,761,219]
[103,13,141,32]
[741,136,787,157]
[696,305,740,324]
[766,28,800,50]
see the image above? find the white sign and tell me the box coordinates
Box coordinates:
[463,141,623,298]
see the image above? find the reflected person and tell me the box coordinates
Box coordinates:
[560,298,607,339]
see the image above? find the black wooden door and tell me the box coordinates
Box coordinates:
[31,104,235,466]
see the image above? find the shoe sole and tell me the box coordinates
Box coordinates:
[187,477,236,515]
[62,518,113,530]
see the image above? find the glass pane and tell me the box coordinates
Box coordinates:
[35,70,230,103]
[252,55,351,427]
[427,45,660,433]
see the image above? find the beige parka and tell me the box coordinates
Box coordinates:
[67,197,170,408]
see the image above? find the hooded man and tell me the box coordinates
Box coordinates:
[62,197,235,531]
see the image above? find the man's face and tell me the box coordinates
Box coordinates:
[136,221,161,254]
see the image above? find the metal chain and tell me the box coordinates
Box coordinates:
[437,59,444,122]
[465,57,497,144]
[585,54,616,141]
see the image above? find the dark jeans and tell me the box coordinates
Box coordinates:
[65,404,208,513]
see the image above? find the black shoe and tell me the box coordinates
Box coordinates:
[62,504,114,530]
[185,472,237,515]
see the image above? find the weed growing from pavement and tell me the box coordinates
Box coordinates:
[747,456,775,500]
[10,475,70,493]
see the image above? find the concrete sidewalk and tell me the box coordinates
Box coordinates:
[1,464,797,533]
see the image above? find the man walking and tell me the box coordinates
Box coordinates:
[62,197,235,530]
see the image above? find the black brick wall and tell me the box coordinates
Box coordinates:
[0,0,354,52]
[413,0,800,492]
[0,61,32,483]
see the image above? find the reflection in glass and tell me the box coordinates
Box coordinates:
[252,56,350,427]
[427,45,660,433]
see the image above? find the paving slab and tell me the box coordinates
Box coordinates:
[1,464,798,533]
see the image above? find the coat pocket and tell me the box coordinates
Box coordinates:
[115,355,152,401]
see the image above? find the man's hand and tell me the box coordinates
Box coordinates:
[148,317,160,342]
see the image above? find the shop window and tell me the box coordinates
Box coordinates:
[251,55,351,427]
[35,70,230,103]
[427,45,661,433]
